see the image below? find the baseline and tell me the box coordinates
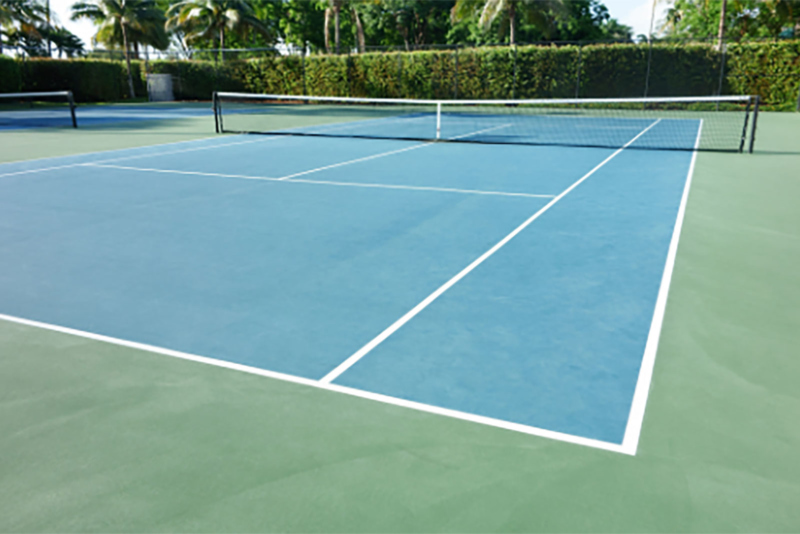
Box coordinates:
[0,312,627,454]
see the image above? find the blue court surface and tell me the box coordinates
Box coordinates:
[0,117,700,454]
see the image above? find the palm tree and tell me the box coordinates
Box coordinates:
[71,0,168,98]
[716,0,727,49]
[452,0,562,45]
[166,0,272,62]
[47,25,85,57]
[1,0,44,54]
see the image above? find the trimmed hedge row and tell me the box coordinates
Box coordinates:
[241,41,800,109]
[2,41,798,109]
[14,59,146,101]
[726,41,800,110]
[0,56,22,92]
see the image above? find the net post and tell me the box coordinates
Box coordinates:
[67,91,77,128]
[738,95,751,153]
[436,102,442,140]
[748,95,760,154]
[213,91,220,133]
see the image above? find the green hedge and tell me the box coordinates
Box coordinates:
[18,59,145,101]
[0,56,22,93]
[237,41,799,108]
[6,40,799,109]
[241,55,305,95]
[726,41,800,111]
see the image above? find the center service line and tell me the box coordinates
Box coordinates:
[277,123,513,181]
[319,118,662,385]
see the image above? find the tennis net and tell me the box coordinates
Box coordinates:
[0,91,77,130]
[214,93,759,153]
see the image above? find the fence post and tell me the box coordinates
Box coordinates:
[643,38,653,97]
[397,52,402,98]
[347,49,352,97]
[575,43,582,98]
[715,39,727,111]
[454,45,459,99]
[302,49,307,96]
[512,45,518,99]
[716,40,727,96]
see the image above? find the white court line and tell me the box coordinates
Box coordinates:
[277,123,513,181]
[277,143,430,180]
[319,119,662,385]
[86,163,554,199]
[619,119,704,456]
[446,123,513,141]
[287,177,554,199]
[0,312,626,454]
[0,136,278,179]
[86,163,279,182]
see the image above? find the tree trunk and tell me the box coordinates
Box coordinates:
[509,0,516,45]
[219,28,224,63]
[334,3,340,54]
[324,8,331,54]
[353,7,365,53]
[716,0,728,50]
[46,0,51,57]
[121,23,136,98]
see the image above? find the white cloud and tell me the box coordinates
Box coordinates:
[50,0,97,49]
[603,0,672,38]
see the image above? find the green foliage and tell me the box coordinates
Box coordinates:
[304,54,350,96]
[515,44,578,98]
[578,43,647,97]
[242,40,799,109]
[5,40,799,110]
[663,0,800,41]
[645,44,722,97]
[71,0,169,50]
[18,58,145,101]
[726,40,800,110]
[166,0,274,61]
[241,55,304,94]
[0,55,22,92]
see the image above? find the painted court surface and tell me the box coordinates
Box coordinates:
[0,107,798,532]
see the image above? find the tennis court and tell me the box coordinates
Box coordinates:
[1,100,798,532]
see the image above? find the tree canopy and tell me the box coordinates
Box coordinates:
[663,0,800,41]
[4,0,799,60]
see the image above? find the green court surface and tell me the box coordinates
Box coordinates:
[1,110,798,532]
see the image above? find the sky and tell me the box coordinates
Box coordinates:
[49,0,671,52]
